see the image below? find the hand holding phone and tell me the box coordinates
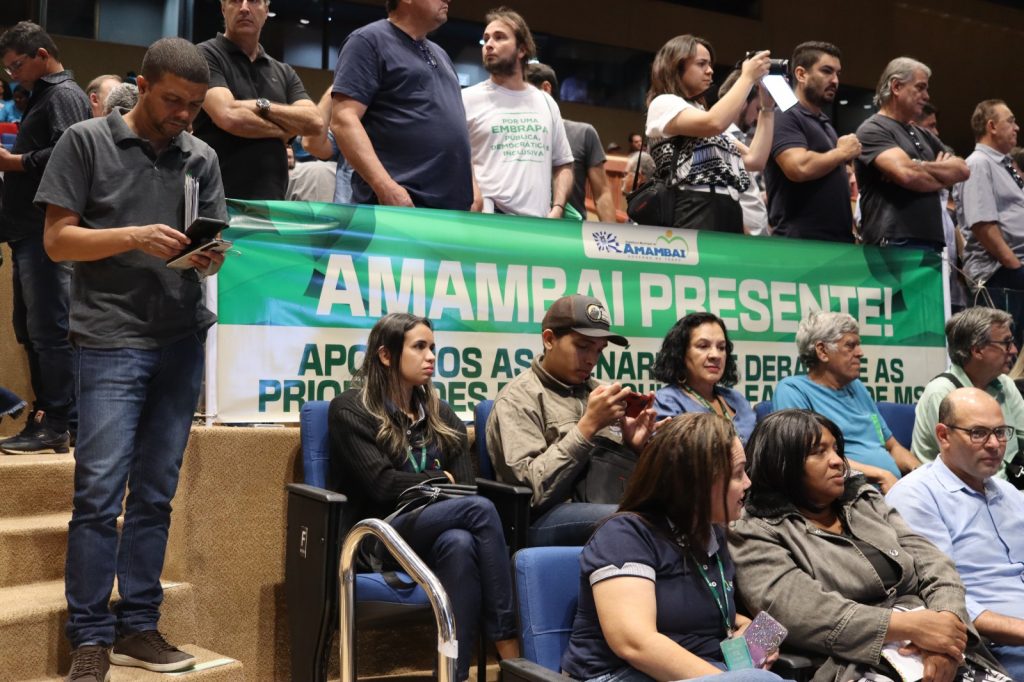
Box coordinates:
[743,611,788,668]
[623,392,653,418]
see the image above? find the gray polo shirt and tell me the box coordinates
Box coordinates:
[34,110,227,349]
[957,143,1024,283]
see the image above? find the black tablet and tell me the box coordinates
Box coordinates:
[185,216,228,243]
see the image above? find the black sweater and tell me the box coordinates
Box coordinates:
[328,388,473,522]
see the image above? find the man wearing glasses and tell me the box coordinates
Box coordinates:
[854,57,969,250]
[956,100,1024,349]
[193,0,321,200]
[888,388,1024,681]
[0,22,89,455]
[911,307,1024,473]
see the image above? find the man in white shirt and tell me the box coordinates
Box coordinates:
[462,7,573,218]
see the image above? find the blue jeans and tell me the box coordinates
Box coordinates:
[390,495,517,681]
[528,502,618,547]
[990,644,1024,681]
[0,386,25,417]
[64,334,205,647]
[587,664,786,682]
[10,234,75,429]
[334,156,354,204]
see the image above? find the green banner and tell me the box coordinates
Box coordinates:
[212,201,946,422]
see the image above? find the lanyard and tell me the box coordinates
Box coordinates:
[689,550,733,637]
[683,385,731,420]
[406,444,429,473]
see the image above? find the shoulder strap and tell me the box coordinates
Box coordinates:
[936,372,964,389]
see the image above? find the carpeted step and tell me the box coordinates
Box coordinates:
[0,579,199,680]
[0,452,75,518]
[0,512,70,588]
[25,644,244,681]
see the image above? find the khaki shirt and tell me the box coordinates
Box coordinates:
[485,356,621,513]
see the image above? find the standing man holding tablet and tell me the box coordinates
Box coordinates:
[35,37,226,681]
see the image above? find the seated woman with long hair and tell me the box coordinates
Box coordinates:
[328,313,519,680]
[560,413,785,682]
[731,409,1007,682]
[652,312,756,443]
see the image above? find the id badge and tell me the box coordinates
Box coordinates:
[720,636,754,670]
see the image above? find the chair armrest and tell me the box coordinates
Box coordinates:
[475,477,532,552]
[286,482,347,504]
[499,658,569,682]
[775,651,816,681]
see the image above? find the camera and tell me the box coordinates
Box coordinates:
[743,51,789,76]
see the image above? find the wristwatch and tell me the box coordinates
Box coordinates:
[256,97,271,118]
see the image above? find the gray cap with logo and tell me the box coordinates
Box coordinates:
[541,295,629,347]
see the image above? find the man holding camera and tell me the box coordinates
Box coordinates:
[764,41,860,242]
[35,38,226,680]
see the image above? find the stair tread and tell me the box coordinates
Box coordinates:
[0,452,74,467]
[26,644,242,681]
[0,579,188,619]
[0,511,70,532]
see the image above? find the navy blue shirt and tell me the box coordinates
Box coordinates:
[561,514,736,679]
[332,19,472,210]
[764,103,854,242]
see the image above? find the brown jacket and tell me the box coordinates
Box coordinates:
[729,479,1002,682]
[485,357,621,513]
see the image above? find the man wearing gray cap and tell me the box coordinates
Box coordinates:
[485,294,656,546]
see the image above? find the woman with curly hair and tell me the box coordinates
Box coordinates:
[652,312,756,442]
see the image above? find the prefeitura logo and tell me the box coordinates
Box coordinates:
[583,225,699,265]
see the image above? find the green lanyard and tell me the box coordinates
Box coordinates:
[683,385,731,420]
[689,550,733,637]
[406,444,428,473]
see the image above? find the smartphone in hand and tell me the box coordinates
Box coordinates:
[743,611,788,668]
[623,392,653,418]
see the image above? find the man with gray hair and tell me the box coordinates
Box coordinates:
[773,310,918,492]
[102,81,138,115]
[912,307,1024,472]
[955,99,1024,348]
[855,57,969,250]
[37,36,227,680]
[85,73,121,118]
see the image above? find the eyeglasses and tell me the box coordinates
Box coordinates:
[906,125,925,158]
[3,53,35,79]
[944,424,1016,443]
[986,337,1017,351]
[224,0,266,5]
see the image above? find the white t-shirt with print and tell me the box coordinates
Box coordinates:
[463,80,574,217]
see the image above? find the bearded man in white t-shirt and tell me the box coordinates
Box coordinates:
[462,7,573,218]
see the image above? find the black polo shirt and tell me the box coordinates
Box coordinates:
[192,33,309,201]
[0,70,90,242]
[764,102,854,242]
[855,114,945,247]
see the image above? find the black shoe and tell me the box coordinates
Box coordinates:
[67,644,111,682]
[0,410,71,454]
[109,630,196,672]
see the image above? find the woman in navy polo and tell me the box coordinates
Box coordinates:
[561,413,784,682]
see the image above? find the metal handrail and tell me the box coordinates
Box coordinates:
[338,518,458,682]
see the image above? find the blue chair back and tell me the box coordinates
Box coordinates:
[513,546,583,671]
[876,401,915,449]
[299,400,334,489]
[474,400,496,480]
[754,400,774,423]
